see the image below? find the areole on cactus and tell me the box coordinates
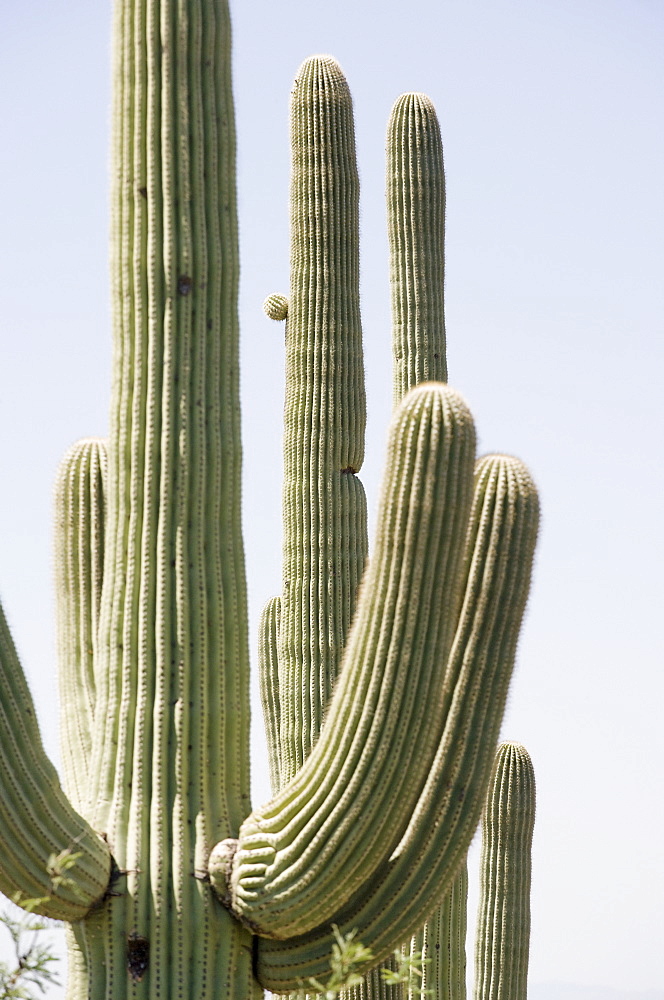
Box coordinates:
[0,2,539,998]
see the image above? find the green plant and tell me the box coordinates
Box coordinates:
[0,2,539,997]
[0,905,59,1000]
[292,925,429,1000]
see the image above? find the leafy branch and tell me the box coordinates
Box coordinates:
[0,846,83,998]
[294,925,431,999]
[0,906,59,1000]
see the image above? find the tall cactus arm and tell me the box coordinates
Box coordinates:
[278,55,369,784]
[388,92,447,403]
[254,452,539,991]
[0,604,111,920]
[389,90,460,1000]
[259,596,283,795]
[473,743,536,1000]
[55,438,107,813]
[212,382,476,937]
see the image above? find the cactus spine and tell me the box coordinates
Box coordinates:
[0,4,539,998]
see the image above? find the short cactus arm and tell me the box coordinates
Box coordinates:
[259,596,282,794]
[255,452,539,991]
[473,743,536,1000]
[214,383,477,938]
[388,92,447,403]
[0,605,111,920]
[55,438,107,813]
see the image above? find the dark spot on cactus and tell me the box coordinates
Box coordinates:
[340,466,357,475]
[207,319,213,330]
[127,933,149,982]
[138,186,147,200]
[434,352,439,359]
[178,275,193,296]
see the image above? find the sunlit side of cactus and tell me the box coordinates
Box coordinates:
[0,3,539,997]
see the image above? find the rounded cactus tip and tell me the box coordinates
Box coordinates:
[394,91,436,112]
[263,293,289,321]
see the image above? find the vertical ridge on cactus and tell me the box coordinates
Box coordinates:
[259,596,283,794]
[474,743,536,1000]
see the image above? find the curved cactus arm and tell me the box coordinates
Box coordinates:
[210,383,476,938]
[55,438,107,813]
[0,604,111,920]
[278,55,369,784]
[473,743,536,1000]
[259,596,283,795]
[254,452,539,991]
[388,92,447,404]
[407,864,467,1000]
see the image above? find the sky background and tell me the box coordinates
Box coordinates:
[0,0,662,997]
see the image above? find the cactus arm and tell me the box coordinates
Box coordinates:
[254,452,538,990]
[473,743,536,1000]
[0,604,111,920]
[407,864,467,1000]
[259,596,283,794]
[278,55,369,783]
[55,438,107,813]
[388,92,447,404]
[388,89,461,1000]
[216,383,476,938]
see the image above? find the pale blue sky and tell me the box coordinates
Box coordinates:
[0,0,662,996]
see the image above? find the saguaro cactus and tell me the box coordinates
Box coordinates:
[0,3,539,998]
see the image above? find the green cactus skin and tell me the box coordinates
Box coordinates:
[0,604,111,920]
[55,439,107,814]
[473,743,536,1000]
[388,92,447,402]
[254,451,539,991]
[259,596,282,794]
[387,90,459,1000]
[278,55,368,785]
[0,0,258,994]
[406,865,467,1000]
[222,381,477,938]
[0,6,541,996]
[81,0,256,993]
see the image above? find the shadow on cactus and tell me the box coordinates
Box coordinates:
[0,3,539,998]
